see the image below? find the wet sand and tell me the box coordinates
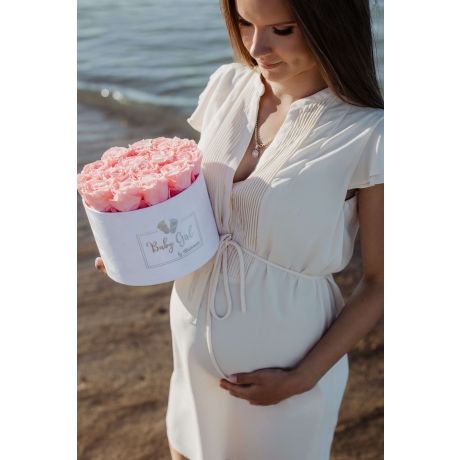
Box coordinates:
[77,107,383,460]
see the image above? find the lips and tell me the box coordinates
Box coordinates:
[259,61,281,69]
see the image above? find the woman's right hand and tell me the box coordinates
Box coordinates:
[95,257,107,274]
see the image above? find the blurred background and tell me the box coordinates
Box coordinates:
[77,1,384,458]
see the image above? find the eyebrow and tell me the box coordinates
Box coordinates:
[237,14,296,27]
[270,21,296,26]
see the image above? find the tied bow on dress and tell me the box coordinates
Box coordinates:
[206,233,327,379]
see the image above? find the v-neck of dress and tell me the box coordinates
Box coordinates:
[200,66,334,236]
[231,69,334,188]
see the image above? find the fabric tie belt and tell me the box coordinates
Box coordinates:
[206,233,327,379]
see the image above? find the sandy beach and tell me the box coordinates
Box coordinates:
[78,176,383,460]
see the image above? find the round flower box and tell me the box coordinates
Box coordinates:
[83,172,219,285]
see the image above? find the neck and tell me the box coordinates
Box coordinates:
[260,68,328,106]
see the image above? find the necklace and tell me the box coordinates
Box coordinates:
[252,119,276,158]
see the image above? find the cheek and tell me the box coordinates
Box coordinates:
[284,37,315,66]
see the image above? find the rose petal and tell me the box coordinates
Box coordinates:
[77,173,95,195]
[190,150,203,177]
[161,161,193,191]
[83,189,114,212]
[81,159,110,175]
[141,176,169,206]
[127,139,153,156]
[109,191,142,212]
[148,149,175,166]
[137,200,150,209]
[101,146,130,165]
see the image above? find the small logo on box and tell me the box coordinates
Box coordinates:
[137,212,203,268]
[157,218,179,234]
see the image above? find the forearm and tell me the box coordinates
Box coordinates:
[290,278,384,393]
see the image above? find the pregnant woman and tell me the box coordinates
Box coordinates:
[97,0,384,458]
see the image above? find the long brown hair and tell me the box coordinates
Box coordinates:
[220,0,383,109]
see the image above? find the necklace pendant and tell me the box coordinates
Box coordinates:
[251,148,259,158]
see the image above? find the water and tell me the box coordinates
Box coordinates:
[78,0,384,169]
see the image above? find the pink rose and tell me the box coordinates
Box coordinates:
[78,136,203,212]
[109,192,141,212]
[147,148,175,166]
[101,146,130,166]
[77,173,95,194]
[175,149,202,180]
[81,159,111,176]
[150,137,169,149]
[127,139,153,156]
[82,179,115,212]
[109,178,143,212]
[120,157,158,178]
[131,160,158,177]
[102,164,130,183]
[171,137,197,152]
[138,174,169,206]
[156,138,172,151]
[135,168,161,179]
[160,160,194,193]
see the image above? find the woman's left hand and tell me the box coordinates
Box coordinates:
[219,368,313,406]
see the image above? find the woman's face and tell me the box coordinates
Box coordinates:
[235,0,318,84]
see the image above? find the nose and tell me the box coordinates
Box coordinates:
[250,29,271,60]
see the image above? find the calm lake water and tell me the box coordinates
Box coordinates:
[77,0,384,169]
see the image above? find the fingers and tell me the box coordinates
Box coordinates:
[220,381,256,401]
[219,371,263,400]
[95,257,107,274]
[220,381,279,406]
[228,372,261,385]
[219,369,290,406]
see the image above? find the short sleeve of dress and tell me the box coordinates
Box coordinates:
[349,118,384,189]
[187,63,250,133]
[187,65,230,133]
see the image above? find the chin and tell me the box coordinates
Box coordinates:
[260,68,292,84]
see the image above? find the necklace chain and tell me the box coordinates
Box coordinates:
[254,120,275,149]
[252,119,276,158]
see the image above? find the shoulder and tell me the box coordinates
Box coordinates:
[209,62,254,84]
[188,62,255,133]
[200,62,255,106]
[339,103,383,132]
[345,107,383,189]
[338,105,383,155]
[324,101,383,149]
[313,99,384,189]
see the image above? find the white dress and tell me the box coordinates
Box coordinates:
[166,63,384,460]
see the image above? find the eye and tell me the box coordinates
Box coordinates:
[273,26,294,36]
[238,18,252,27]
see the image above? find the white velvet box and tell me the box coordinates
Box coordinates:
[83,172,219,285]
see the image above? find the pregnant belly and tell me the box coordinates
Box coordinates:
[187,273,337,378]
